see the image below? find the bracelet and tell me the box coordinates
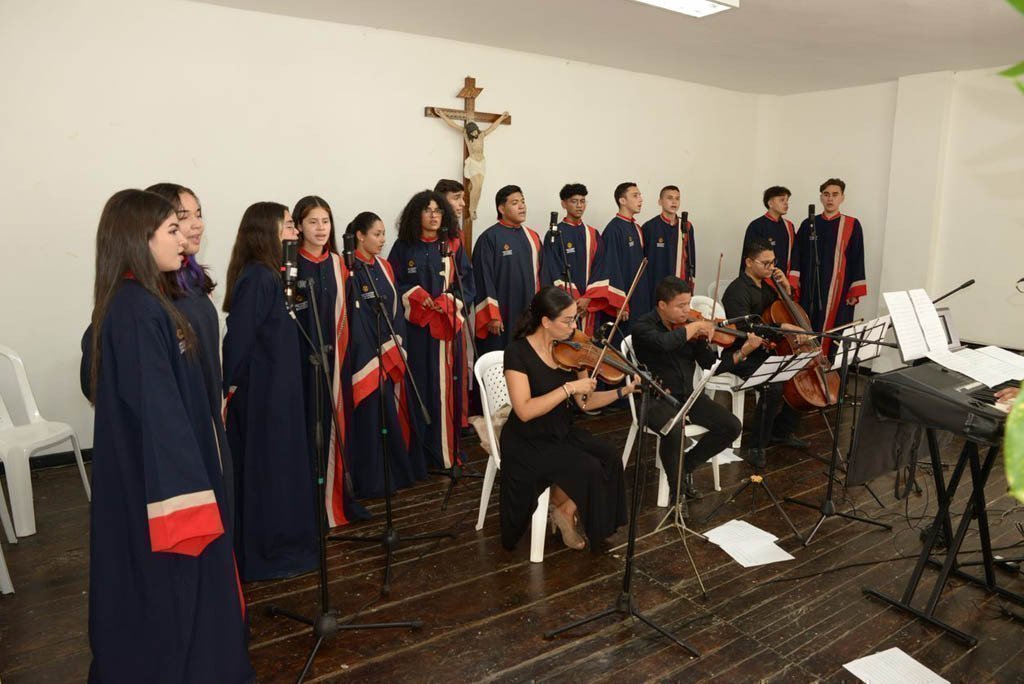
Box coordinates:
[562,383,573,400]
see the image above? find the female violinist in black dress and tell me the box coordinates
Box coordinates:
[500,287,636,552]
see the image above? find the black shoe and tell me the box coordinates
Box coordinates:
[738,447,767,469]
[770,434,809,449]
[683,474,703,500]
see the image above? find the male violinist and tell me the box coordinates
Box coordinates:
[722,239,810,465]
[633,276,765,501]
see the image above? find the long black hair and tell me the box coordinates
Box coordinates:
[223,202,289,312]
[512,286,575,339]
[89,189,196,401]
[396,189,460,243]
[346,211,382,237]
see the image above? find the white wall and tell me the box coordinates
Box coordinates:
[0,0,760,450]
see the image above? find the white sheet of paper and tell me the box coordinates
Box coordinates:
[883,291,928,361]
[704,519,778,545]
[831,316,891,370]
[716,541,795,568]
[976,346,1024,380]
[908,289,948,353]
[927,348,1013,388]
[843,647,948,684]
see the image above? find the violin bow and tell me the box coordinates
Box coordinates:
[710,253,724,321]
[587,257,649,383]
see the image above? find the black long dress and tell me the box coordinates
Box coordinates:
[498,337,627,552]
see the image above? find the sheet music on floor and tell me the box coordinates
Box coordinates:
[703,519,794,568]
[843,647,948,684]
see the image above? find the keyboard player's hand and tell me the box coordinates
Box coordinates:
[996,387,1019,404]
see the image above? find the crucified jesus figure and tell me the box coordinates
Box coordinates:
[433,107,510,221]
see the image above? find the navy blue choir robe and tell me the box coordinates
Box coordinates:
[472,220,541,354]
[346,252,426,498]
[222,263,318,581]
[388,235,475,469]
[791,213,867,356]
[601,213,651,336]
[642,213,696,291]
[174,289,235,526]
[87,280,252,683]
[739,212,798,290]
[295,249,369,528]
[540,218,624,335]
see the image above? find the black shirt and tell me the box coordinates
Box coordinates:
[502,337,576,442]
[631,309,735,399]
[722,271,777,322]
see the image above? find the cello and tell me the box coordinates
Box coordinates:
[762,269,840,411]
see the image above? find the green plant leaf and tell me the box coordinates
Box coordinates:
[999,61,1024,78]
[1005,383,1024,504]
[1007,0,1024,14]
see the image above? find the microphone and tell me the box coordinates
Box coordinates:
[438,225,450,257]
[680,210,688,227]
[549,211,559,241]
[808,204,816,240]
[341,232,357,271]
[932,279,976,305]
[720,314,760,326]
[281,239,299,307]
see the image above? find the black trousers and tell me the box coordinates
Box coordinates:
[645,394,741,491]
[752,384,801,448]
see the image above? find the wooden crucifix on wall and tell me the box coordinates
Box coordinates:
[425,76,511,250]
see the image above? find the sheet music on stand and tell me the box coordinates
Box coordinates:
[738,351,817,391]
[831,316,891,371]
[657,360,721,437]
[883,288,1019,388]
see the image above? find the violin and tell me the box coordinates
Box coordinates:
[677,310,776,350]
[552,330,634,384]
[762,269,840,411]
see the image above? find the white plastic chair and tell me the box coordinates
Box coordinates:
[0,345,91,537]
[690,296,747,470]
[619,336,710,506]
[707,279,731,300]
[474,351,552,563]
[0,483,16,594]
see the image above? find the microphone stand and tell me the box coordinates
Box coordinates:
[771,323,898,546]
[428,233,484,510]
[329,257,453,594]
[932,279,975,305]
[544,353,700,655]
[807,207,825,328]
[268,274,419,684]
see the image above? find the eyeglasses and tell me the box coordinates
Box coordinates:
[422,208,443,216]
[756,258,777,268]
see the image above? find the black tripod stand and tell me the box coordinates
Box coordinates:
[701,353,808,542]
[329,253,453,595]
[267,270,420,684]
[428,230,483,509]
[544,364,700,656]
[782,325,895,546]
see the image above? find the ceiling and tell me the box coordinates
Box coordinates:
[194,0,1024,94]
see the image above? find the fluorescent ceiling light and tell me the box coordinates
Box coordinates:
[631,0,739,18]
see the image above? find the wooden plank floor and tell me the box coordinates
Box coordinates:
[3,399,1024,683]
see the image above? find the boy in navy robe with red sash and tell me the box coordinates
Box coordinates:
[601,182,651,335]
[540,183,623,336]
[790,178,867,356]
[389,190,474,470]
[472,184,542,354]
[643,185,696,291]
[85,189,252,683]
[739,185,798,288]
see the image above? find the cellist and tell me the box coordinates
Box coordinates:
[722,239,810,464]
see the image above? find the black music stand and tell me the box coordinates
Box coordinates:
[864,431,1024,645]
[701,351,818,541]
[781,322,895,545]
[618,359,724,600]
[544,352,700,657]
